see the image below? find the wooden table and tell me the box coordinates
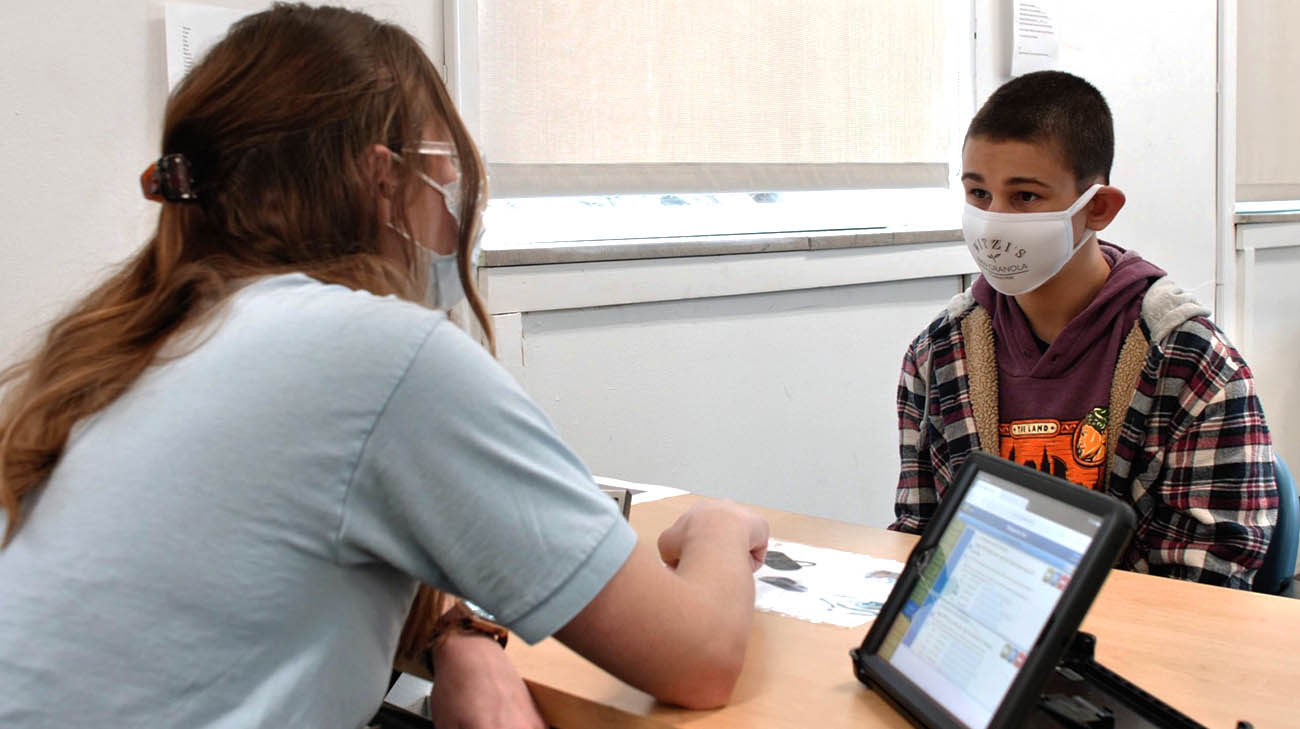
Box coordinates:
[508,495,1300,729]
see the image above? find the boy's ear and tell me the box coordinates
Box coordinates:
[1085,185,1126,231]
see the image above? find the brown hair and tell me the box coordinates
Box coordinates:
[0,3,490,661]
[967,68,1118,191]
[966,70,1114,192]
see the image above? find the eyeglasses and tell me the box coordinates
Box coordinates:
[401,140,460,178]
[403,140,454,156]
[393,140,462,220]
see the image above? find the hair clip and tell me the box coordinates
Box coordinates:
[140,153,199,203]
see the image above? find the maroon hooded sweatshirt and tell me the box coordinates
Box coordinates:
[971,242,1166,489]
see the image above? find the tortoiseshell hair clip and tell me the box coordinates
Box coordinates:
[140,153,199,203]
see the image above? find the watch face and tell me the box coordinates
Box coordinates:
[462,600,496,621]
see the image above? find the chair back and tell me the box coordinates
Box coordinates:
[1255,455,1298,594]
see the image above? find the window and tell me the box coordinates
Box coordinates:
[447,0,971,244]
[1237,0,1300,205]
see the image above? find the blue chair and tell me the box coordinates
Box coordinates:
[1254,455,1298,595]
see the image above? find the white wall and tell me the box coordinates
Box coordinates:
[0,0,440,363]
[496,264,966,526]
[1252,245,1300,468]
[1,2,165,362]
[1236,222,1300,472]
[976,0,1220,304]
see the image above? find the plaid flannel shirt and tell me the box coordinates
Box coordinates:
[891,287,1277,590]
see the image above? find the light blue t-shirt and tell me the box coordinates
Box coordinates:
[0,274,636,728]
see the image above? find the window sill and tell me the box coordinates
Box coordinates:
[1235,210,1300,225]
[480,225,963,267]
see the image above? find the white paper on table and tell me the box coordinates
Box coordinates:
[385,673,433,718]
[592,475,688,505]
[1010,0,1059,76]
[165,3,258,91]
[754,539,905,628]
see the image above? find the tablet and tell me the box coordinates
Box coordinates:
[851,452,1134,729]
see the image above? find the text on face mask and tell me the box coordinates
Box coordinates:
[970,237,1031,276]
[969,237,1029,259]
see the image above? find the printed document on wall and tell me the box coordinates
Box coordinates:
[165,3,258,91]
[1011,0,1059,76]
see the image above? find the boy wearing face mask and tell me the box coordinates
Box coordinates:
[890,71,1277,590]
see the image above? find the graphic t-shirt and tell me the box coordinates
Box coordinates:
[972,243,1165,490]
[998,407,1111,487]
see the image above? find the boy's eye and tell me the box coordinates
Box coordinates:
[1014,191,1040,203]
[967,188,990,200]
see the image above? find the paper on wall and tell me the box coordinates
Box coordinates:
[754,539,905,628]
[165,3,257,91]
[1010,0,1059,77]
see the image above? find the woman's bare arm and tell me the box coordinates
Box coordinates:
[554,500,769,709]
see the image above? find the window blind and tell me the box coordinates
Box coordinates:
[1237,0,1300,202]
[476,1,952,197]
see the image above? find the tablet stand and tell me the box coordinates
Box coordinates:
[1028,632,1210,729]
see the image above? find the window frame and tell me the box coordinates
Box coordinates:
[442,0,978,252]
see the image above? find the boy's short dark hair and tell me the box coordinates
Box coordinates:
[966,70,1114,190]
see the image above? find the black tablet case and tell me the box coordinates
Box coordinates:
[852,452,1148,729]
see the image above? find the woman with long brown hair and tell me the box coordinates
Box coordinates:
[0,5,768,728]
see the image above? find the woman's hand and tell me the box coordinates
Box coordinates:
[428,632,545,729]
[658,499,770,571]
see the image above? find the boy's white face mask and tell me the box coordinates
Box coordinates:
[961,183,1103,296]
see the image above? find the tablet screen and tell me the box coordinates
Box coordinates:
[876,470,1103,729]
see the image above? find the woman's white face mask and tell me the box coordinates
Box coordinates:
[387,143,483,311]
[962,183,1103,296]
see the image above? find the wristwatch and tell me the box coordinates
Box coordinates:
[432,599,509,650]
[419,599,510,677]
